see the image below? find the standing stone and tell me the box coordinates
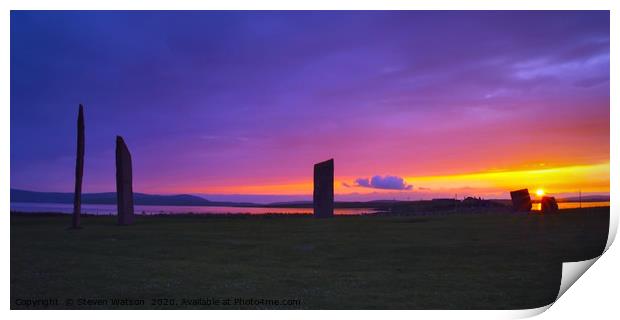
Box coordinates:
[541,196,559,213]
[510,189,532,212]
[116,136,134,225]
[71,104,85,229]
[313,159,334,218]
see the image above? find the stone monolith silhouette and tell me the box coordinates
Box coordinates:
[116,136,134,225]
[313,159,334,218]
[541,196,559,213]
[510,188,532,212]
[71,104,85,229]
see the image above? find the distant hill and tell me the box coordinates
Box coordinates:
[10,189,237,206]
[10,190,417,209]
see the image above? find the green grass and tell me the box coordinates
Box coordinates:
[10,207,609,309]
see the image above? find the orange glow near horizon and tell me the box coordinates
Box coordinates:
[10,12,610,199]
[174,162,609,197]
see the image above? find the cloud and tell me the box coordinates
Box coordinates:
[354,175,413,190]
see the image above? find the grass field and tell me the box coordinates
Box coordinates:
[10,207,609,309]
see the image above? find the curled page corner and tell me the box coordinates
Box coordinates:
[555,203,616,301]
[516,257,602,319]
[519,208,615,318]
[557,257,600,301]
[511,304,552,319]
[605,203,618,252]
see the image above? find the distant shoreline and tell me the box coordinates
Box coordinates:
[10,202,610,217]
[10,188,610,208]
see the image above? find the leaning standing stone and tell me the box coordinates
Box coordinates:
[510,188,532,212]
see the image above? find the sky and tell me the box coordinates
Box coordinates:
[10,11,610,202]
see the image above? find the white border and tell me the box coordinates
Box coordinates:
[2,1,617,319]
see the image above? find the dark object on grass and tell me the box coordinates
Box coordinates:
[116,136,134,225]
[71,104,85,229]
[510,189,532,212]
[541,196,559,213]
[313,159,334,218]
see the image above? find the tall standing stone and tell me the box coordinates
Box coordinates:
[313,159,334,218]
[71,104,85,229]
[116,136,134,225]
[510,188,532,212]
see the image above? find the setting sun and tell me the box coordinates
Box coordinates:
[536,189,546,197]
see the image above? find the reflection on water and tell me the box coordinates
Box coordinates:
[531,201,610,211]
[10,202,376,216]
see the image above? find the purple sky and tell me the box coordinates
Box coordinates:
[10,11,609,202]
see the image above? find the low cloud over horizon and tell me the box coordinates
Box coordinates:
[347,175,413,190]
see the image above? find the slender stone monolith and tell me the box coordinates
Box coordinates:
[71,104,85,229]
[313,159,334,218]
[510,188,532,212]
[116,136,134,225]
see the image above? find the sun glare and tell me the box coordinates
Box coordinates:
[536,189,545,197]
